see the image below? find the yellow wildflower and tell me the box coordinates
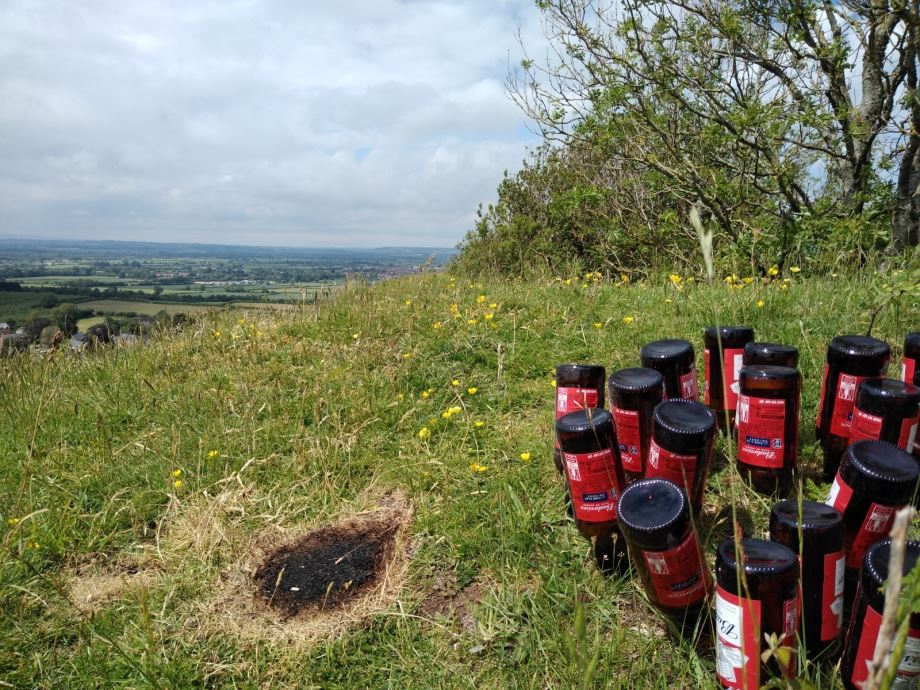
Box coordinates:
[593,322,602,329]
[207,450,219,459]
[172,468,182,478]
[213,330,221,337]
[484,313,494,321]
[621,274,630,283]
[451,379,460,386]
[669,274,682,285]
[790,266,800,273]
[519,452,532,462]
[665,298,673,304]
[405,299,412,306]
[450,406,461,414]
[402,352,413,360]
[474,420,485,428]
[469,462,488,473]
[767,265,780,277]
[256,331,263,338]
[352,333,359,339]
[421,390,430,399]
[686,277,695,283]
[467,387,478,395]
[450,303,460,315]
[489,303,497,309]
[743,277,754,285]
[418,427,431,440]
[623,316,635,325]
[442,410,452,419]
[780,283,789,290]
[477,295,486,304]
[756,300,765,308]
[433,321,442,330]
[173,479,183,489]
[6,517,19,526]
[467,319,478,326]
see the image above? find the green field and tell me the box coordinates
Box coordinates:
[1,272,918,688]
[78,299,217,315]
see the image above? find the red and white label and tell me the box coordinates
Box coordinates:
[704,347,745,410]
[904,356,917,386]
[821,551,845,641]
[680,366,698,400]
[612,406,642,473]
[737,395,786,468]
[563,448,621,523]
[829,373,868,438]
[847,503,897,568]
[850,603,920,688]
[826,474,855,514]
[849,408,884,443]
[715,586,761,690]
[556,386,599,418]
[816,363,830,430]
[641,531,711,608]
[646,439,697,496]
[899,416,918,451]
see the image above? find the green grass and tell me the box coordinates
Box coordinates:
[78,299,217,315]
[1,271,918,688]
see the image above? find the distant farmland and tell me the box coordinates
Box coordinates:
[79,300,216,316]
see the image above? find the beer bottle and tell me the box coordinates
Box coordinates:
[848,378,920,452]
[743,342,799,368]
[704,326,755,432]
[640,339,698,400]
[608,368,664,483]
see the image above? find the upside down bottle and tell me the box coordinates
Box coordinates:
[715,539,798,689]
[556,408,628,573]
[640,339,698,400]
[848,378,920,452]
[825,439,918,613]
[646,399,717,514]
[736,366,801,495]
[769,500,845,660]
[840,538,920,689]
[554,364,606,514]
[903,332,920,385]
[704,326,755,432]
[618,478,712,627]
[608,368,664,483]
[815,335,890,481]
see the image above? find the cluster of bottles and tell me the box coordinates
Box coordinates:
[553,331,920,689]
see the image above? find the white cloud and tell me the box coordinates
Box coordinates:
[0,0,543,247]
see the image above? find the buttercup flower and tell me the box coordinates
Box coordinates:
[420,390,430,399]
[418,427,431,440]
[451,379,460,387]
[790,266,801,273]
[593,322,603,329]
[207,450,219,459]
[477,295,486,304]
[469,462,488,473]
[173,479,183,489]
[467,387,478,395]
[519,452,532,462]
[172,468,182,478]
[474,420,485,428]
[756,300,765,308]
[433,321,442,330]
[623,316,635,325]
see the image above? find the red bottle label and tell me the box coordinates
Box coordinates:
[641,531,711,608]
[715,585,761,690]
[737,395,786,468]
[821,551,845,641]
[612,406,642,473]
[555,386,599,418]
[562,449,621,522]
[646,439,697,497]
[826,473,855,514]
[816,363,830,429]
[904,356,918,386]
[829,373,867,438]
[704,347,745,410]
[846,503,898,568]
[850,602,920,687]
[899,416,918,451]
[704,348,711,405]
[680,366,698,400]
[849,408,884,443]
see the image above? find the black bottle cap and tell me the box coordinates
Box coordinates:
[739,364,801,383]
[652,399,716,450]
[555,408,612,435]
[826,335,890,373]
[905,332,920,356]
[704,326,755,343]
[856,378,920,416]
[861,539,920,612]
[556,363,606,383]
[717,538,797,575]
[640,339,695,368]
[743,342,800,367]
[844,440,919,487]
[609,367,664,394]
[617,479,688,550]
[771,500,842,531]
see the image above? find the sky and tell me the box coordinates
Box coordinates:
[0,0,544,248]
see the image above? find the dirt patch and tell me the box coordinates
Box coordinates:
[418,572,489,633]
[69,558,159,612]
[253,520,398,617]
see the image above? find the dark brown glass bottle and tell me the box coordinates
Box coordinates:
[736,366,800,495]
[704,326,755,432]
[848,378,920,452]
[646,399,716,514]
[640,339,698,400]
[556,408,627,573]
[903,331,920,385]
[715,539,798,689]
[769,500,845,660]
[840,538,920,689]
[816,335,890,481]
[826,439,918,611]
[743,342,799,368]
[554,364,606,472]
[618,478,712,626]
[608,368,664,483]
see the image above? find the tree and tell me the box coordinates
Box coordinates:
[511,0,920,254]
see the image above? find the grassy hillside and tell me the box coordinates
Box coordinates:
[1,271,918,688]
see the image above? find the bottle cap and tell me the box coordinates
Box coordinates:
[705,326,755,345]
[861,539,920,612]
[739,364,801,383]
[844,440,919,488]
[640,339,695,368]
[556,408,612,435]
[826,335,890,374]
[652,399,716,450]
[856,378,920,416]
[556,363,606,383]
[743,342,799,367]
[609,367,664,394]
[618,479,688,550]
[717,538,797,576]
